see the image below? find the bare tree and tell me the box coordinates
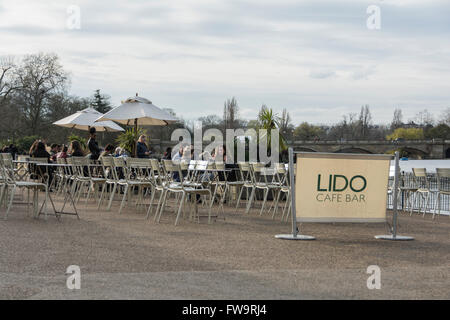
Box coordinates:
[358,105,372,138]
[440,107,450,126]
[391,108,403,130]
[279,108,294,141]
[414,109,434,127]
[13,53,69,135]
[0,56,18,104]
[223,97,239,131]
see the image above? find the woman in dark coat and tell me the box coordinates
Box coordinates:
[69,140,85,157]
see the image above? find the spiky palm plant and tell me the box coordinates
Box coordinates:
[258,107,287,152]
[116,127,147,156]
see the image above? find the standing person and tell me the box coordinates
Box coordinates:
[8,144,18,160]
[87,127,101,160]
[136,135,150,158]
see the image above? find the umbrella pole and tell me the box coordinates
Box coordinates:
[134,118,138,157]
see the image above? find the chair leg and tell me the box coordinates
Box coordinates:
[146,187,156,219]
[157,190,169,223]
[437,193,441,218]
[97,183,106,209]
[423,193,430,218]
[119,185,129,214]
[5,185,16,220]
[409,192,416,216]
[154,190,166,222]
[272,190,282,219]
[235,185,244,210]
[281,192,289,221]
[107,183,117,211]
[259,188,268,216]
[245,188,255,214]
[85,182,92,206]
[174,193,186,226]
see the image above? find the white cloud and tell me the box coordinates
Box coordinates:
[0,0,448,124]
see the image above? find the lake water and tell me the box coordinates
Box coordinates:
[389,159,450,175]
[394,159,450,173]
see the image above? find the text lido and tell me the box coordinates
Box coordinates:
[316,174,367,203]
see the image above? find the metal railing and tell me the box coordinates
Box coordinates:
[387,173,450,214]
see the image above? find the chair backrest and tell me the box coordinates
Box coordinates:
[436,168,450,191]
[249,162,265,184]
[275,163,286,174]
[195,160,208,171]
[31,157,49,165]
[274,163,288,186]
[0,158,5,182]
[237,162,251,182]
[412,168,429,189]
[1,153,13,161]
[162,159,179,173]
[162,159,183,183]
[179,160,189,171]
[215,162,225,170]
[55,157,66,174]
[113,157,126,168]
[188,160,197,171]
[100,156,114,166]
[0,157,16,183]
[71,156,90,177]
[127,158,151,181]
[238,162,249,171]
[436,168,450,178]
[17,155,29,162]
[412,168,426,177]
[1,153,14,168]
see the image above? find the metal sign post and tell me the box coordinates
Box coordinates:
[375,151,414,241]
[275,147,315,240]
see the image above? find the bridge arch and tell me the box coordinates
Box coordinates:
[400,147,428,159]
[295,147,317,153]
[334,147,373,154]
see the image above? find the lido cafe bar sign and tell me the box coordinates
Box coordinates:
[295,153,392,223]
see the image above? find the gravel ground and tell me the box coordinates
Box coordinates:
[0,195,448,299]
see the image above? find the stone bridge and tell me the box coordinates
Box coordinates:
[148,139,450,159]
[288,139,450,159]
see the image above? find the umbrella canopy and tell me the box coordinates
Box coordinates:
[94,96,178,126]
[53,108,124,132]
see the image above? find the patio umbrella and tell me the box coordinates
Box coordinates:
[94,95,178,130]
[95,94,178,156]
[53,107,124,132]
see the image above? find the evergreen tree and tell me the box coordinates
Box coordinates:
[91,89,112,114]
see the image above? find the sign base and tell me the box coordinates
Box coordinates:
[275,234,316,240]
[374,235,414,241]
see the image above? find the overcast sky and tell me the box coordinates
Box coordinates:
[1,0,449,124]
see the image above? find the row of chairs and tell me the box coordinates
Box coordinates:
[0,153,51,219]
[389,167,450,218]
[1,152,297,223]
[50,157,295,224]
